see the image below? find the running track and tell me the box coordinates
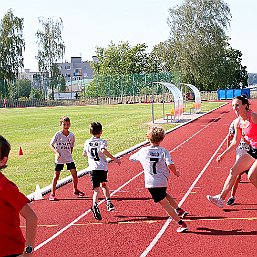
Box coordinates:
[21,101,257,257]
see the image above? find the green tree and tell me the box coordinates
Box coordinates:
[9,79,31,99]
[166,0,239,90]
[35,17,65,99]
[0,9,25,96]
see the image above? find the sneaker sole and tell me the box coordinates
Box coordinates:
[177,227,188,233]
[91,207,102,220]
[207,195,224,208]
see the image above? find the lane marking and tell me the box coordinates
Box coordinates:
[34,172,143,251]
[29,217,257,229]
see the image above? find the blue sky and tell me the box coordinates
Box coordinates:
[1,0,257,73]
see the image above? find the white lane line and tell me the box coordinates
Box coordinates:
[139,137,227,257]
[34,172,143,251]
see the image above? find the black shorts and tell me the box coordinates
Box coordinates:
[55,162,76,171]
[247,147,257,159]
[148,187,167,203]
[90,170,108,189]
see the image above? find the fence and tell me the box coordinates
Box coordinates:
[1,91,219,108]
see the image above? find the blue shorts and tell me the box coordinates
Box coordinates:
[148,187,167,203]
[55,162,76,171]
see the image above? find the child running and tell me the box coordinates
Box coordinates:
[83,122,121,220]
[129,125,188,233]
[49,116,84,201]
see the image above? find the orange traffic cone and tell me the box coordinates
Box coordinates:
[19,147,23,156]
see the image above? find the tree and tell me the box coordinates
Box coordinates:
[35,17,65,99]
[166,0,247,90]
[0,9,25,97]
[92,41,149,75]
[9,79,31,99]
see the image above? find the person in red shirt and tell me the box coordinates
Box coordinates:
[0,135,37,256]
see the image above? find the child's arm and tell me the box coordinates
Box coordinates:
[101,149,121,165]
[49,142,60,159]
[20,203,38,255]
[168,163,180,177]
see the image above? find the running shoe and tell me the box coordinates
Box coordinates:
[176,208,189,218]
[226,196,235,206]
[73,190,85,197]
[91,203,102,220]
[177,222,188,233]
[207,195,224,208]
[49,194,58,201]
[107,201,115,211]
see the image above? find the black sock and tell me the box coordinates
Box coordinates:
[178,220,183,225]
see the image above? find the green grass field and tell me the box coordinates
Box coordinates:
[0,101,224,195]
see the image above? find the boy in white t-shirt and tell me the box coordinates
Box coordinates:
[129,125,188,233]
[83,122,121,220]
[49,116,84,201]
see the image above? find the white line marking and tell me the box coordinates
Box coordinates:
[34,172,143,251]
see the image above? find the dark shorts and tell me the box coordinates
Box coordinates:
[55,162,76,171]
[90,170,108,189]
[148,187,167,203]
[4,254,22,257]
[247,147,257,159]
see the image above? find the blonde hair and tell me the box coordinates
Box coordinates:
[146,125,165,143]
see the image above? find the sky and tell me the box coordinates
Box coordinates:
[0,0,257,73]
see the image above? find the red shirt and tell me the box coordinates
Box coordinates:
[0,172,29,256]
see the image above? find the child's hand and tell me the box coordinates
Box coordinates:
[173,169,180,177]
[114,157,121,165]
[55,152,60,160]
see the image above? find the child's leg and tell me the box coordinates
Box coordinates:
[51,171,60,195]
[70,168,78,191]
[166,193,179,209]
[93,187,101,205]
[159,197,180,222]
[101,182,110,199]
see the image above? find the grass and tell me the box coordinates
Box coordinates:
[0,101,225,195]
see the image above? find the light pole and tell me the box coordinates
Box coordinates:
[92,56,99,105]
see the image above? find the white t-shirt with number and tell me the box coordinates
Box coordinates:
[50,131,75,164]
[83,137,108,171]
[129,145,174,188]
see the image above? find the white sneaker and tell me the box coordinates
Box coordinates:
[207,195,225,208]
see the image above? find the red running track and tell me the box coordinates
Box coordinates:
[21,101,257,257]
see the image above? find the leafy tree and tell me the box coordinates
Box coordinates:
[9,79,31,99]
[0,9,25,96]
[59,75,66,92]
[165,0,248,90]
[35,17,65,99]
[92,41,149,75]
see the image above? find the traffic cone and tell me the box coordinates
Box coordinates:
[18,147,23,156]
[34,184,44,200]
